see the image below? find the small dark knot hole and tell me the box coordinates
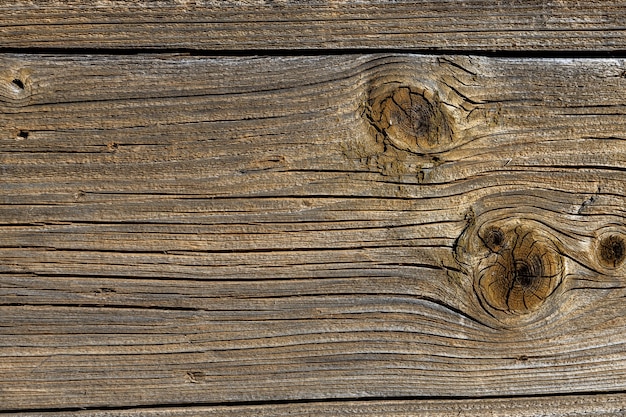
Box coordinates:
[17,130,29,139]
[482,227,505,252]
[599,235,625,268]
[12,79,25,89]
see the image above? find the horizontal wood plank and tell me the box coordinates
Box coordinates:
[1,1,626,51]
[7,394,626,416]
[2,54,626,410]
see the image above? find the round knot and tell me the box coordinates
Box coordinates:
[366,84,454,154]
[475,225,563,314]
[597,233,626,269]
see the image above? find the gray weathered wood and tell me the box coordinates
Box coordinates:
[2,54,626,410]
[1,1,626,51]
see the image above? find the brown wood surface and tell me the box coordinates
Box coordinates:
[5,394,626,416]
[2,53,626,412]
[1,1,626,52]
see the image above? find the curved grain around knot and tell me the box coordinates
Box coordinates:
[476,225,563,314]
[365,83,455,154]
[456,215,565,319]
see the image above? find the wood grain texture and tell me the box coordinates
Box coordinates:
[2,53,626,410]
[1,1,626,52]
[6,394,626,416]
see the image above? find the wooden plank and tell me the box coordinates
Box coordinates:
[2,53,626,410]
[7,394,626,416]
[1,1,626,51]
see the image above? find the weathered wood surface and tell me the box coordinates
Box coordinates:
[2,1,626,51]
[2,54,626,412]
[7,394,626,416]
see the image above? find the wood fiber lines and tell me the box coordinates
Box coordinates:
[1,1,626,51]
[2,54,626,413]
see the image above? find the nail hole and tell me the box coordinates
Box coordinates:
[17,130,29,139]
[12,79,25,89]
[599,234,625,268]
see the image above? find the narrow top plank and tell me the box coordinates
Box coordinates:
[1,1,626,52]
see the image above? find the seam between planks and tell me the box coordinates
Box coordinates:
[3,390,626,415]
[1,47,626,58]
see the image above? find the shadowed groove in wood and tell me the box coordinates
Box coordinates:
[5,392,626,416]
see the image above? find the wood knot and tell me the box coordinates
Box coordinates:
[458,221,564,317]
[2,69,32,102]
[597,233,626,269]
[365,84,454,154]
[481,226,505,253]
